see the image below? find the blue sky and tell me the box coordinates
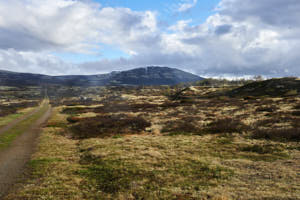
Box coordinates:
[95,0,220,22]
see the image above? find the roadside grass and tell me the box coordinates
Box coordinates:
[0,113,22,128]
[0,107,36,129]
[29,158,64,177]
[0,102,48,149]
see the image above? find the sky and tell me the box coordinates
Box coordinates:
[0,0,299,77]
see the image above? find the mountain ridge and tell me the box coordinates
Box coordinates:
[0,66,204,86]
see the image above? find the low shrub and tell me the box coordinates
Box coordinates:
[205,118,249,134]
[292,118,300,128]
[291,111,300,116]
[240,144,283,154]
[293,103,300,110]
[252,128,300,142]
[66,116,81,123]
[62,107,92,114]
[0,101,39,117]
[160,101,181,109]
[93,103,160,113]
[70,114,151,139]
[161,119,202,135]
[0,106,17,117]
[255,116,292,127]
[239,144,289,161]
[62,100,102,106]
[130,103,160,112]
[255,105,277,112]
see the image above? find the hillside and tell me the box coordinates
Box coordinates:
[228,77,300,97]
[0,67,203,86]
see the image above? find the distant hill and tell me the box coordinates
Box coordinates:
[0,67,204,86]
[228,77,300,97]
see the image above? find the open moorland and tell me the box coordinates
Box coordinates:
[1,79,299,200]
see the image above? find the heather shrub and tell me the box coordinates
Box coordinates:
[205,118,249,134]
[255,105,277,112]
[66,116,81,123]
[240,144,284,154]
[70,114,151,139]
[291,111,300,116]
[62,107,92,114]
[252,128,300,142]
[161,119,202,135]
[293,103,300,110]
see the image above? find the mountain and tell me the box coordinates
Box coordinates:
[0,67,204,86]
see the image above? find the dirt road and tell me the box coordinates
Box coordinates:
[0,102,52,199]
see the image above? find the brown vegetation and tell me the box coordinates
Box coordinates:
[205,118,250,134]
[70,114,151,138]
[3,84,300,200]
[0,101,39,117]
[252,128,300,142]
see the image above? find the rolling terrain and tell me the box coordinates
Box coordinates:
[0,77,299,200]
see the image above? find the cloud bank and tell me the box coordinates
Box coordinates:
[0,0,299,77]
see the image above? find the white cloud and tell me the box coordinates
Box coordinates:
[0,49,76,75]
[177,0,198,12]
[0,0,300,78]
[0,0,159,54]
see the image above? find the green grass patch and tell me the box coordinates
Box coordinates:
[78,155,233,198]
[79,159,154,194]
[46,121,67,128]
[239,144,289,161]
[216,136,234,145]
[0,113,22,128]
[207,140,289,162]
[0,103,49,149]
[29,158,64,177]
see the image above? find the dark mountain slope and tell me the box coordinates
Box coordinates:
[0,67,204,86]
[107,67,202,85]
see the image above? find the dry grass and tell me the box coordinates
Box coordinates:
[4,86,300,200]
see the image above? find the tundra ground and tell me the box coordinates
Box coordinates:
[3,86,300,200]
